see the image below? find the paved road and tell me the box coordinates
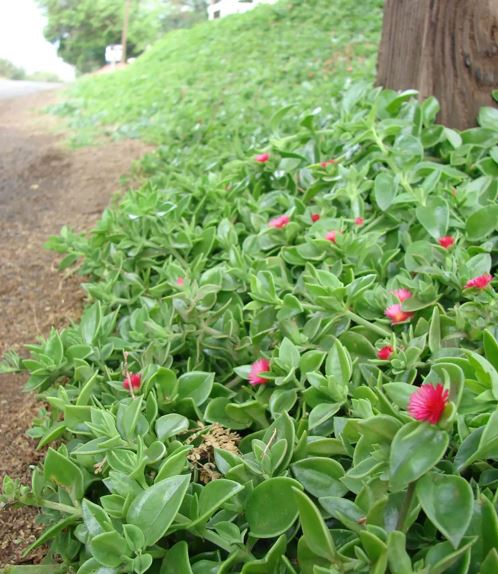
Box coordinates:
[0,79,62,100]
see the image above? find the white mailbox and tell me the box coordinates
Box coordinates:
[105,44,123,64]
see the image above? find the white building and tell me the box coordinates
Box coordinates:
[208,0,278,20]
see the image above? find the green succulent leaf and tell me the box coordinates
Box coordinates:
[389,423,449,492]
[126,474,190,546]
[415,472,473,548]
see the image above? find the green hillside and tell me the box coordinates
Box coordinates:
[59,0,383,163]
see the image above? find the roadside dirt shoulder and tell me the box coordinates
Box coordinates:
[0,89,152,566]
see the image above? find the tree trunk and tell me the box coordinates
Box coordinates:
[377,0,498,130]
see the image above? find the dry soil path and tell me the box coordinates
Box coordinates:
[0,88,151,567]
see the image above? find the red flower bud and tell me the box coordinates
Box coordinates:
[438,235,455,249]
[123,373,141,391]
[377,345,394,360]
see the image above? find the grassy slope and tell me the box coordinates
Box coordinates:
[61,0,383,163]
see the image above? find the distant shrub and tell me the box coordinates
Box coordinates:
[0,58,26,80]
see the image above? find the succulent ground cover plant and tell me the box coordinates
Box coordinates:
[3,83,498,573]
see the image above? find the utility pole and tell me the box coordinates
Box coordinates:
[121,0,132,64]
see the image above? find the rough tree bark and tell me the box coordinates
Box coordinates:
[377,0,498,130]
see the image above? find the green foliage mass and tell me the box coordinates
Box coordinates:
[0,57,61,82]
[0,57,27,80]
[36,0,207,74]
[6,83,498,573]
[55,0,382,152]
[5,1,498,573]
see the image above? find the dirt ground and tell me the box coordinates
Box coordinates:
[0,89,152,567]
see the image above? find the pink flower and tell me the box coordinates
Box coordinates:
[325,231,337,243]
[255,153,270,163]
[377,345,394,360]
[123,373,141,391]
[465,273,493,289]
[268,214,290,229]
[392,288,412,303]
[438,236,455,249]
[408,383,449,424]
[354,217,365,226]
[248,358,271,385]
[311,213,320,223]
[385,303,413,324]
[320,159,335,168]
[176,277,184,286]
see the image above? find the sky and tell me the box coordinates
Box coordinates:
[0,0,75,81]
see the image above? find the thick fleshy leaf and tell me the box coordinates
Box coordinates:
[44,448,85,499]
[155,413,189,441]
[319,496,364,533]
[291,457,346,498]
[389,423,449,492]
[177,372,214,405]
[126,474,190,546]
[293,488,335,562]
[480,493,498,560]
[240,535,287,573]
[188,479,243,527]
[415,197,449,239]
[424,538,476,574]
[161,541,194,574]
[246,477,303,538]
[416,473,473,548]
[481,548,498,574]
[374,172,397,211]
[386,531,412,574]
[89,531,128,567]
[466,205,498,241]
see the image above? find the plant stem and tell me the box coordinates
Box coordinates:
[396,482,415,532]
[370,127,388,155]
[344,311,391,337]
[42,499,82,517]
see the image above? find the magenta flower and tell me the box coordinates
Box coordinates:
[255,153,270,163]
[377,345,394,360]
[176,277,184,286]
[123,373,142,391]
[392,288,412,302]
[465,273,493,289]
[325,230,337,243]
[248,358,271,385]
[408,383,449,424]
[385,303,413,324]
[268,214,290,229]
[438,236,455,249]
[311,213,321,223]
[354,217,365,226]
